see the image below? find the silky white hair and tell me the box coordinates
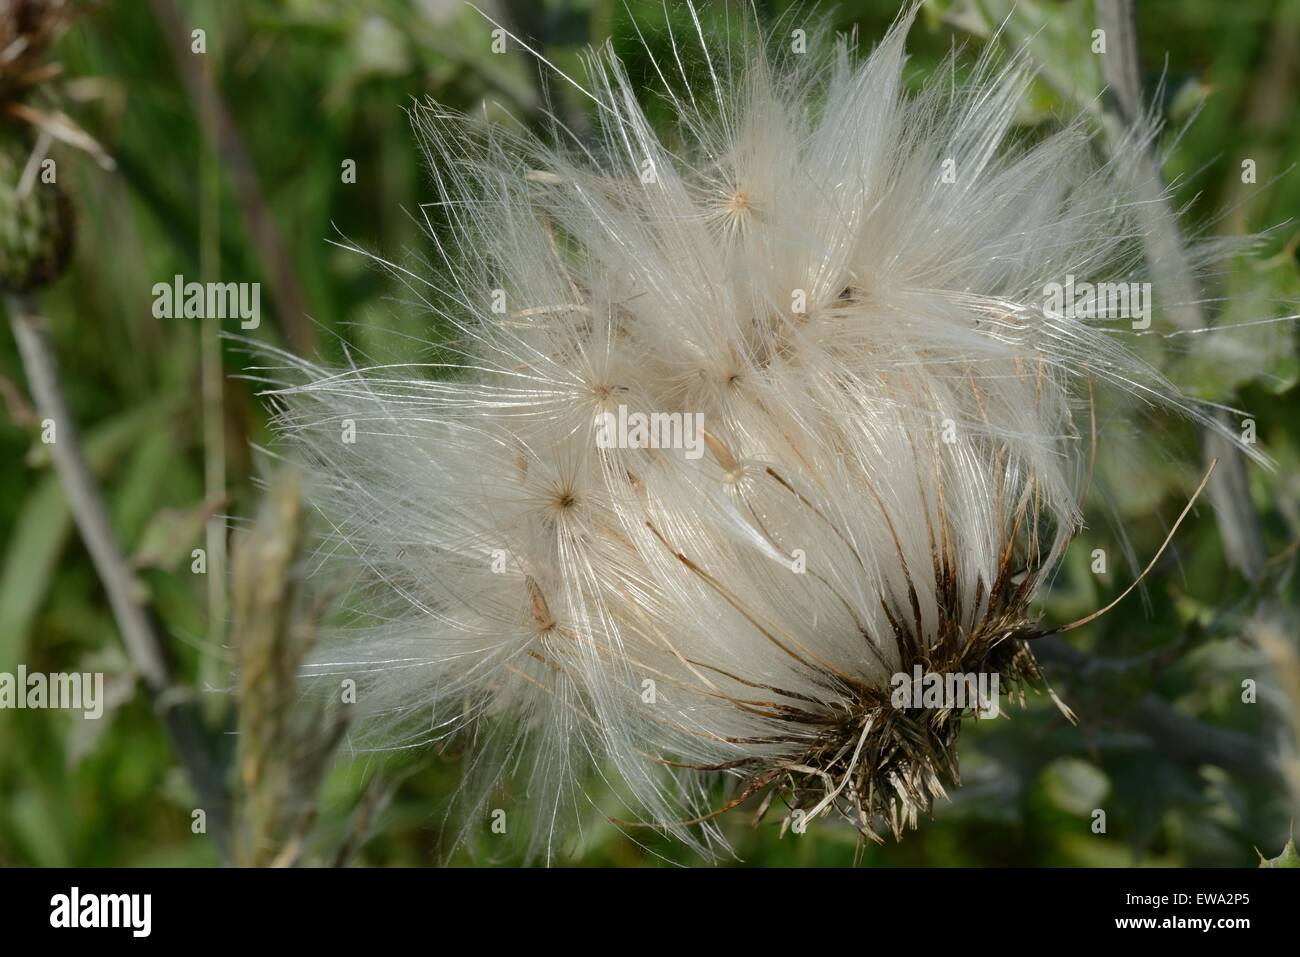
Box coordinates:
[254,4,1249,861]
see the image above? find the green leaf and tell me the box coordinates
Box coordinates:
[0,474,73,676]
[1258,834,1300,867]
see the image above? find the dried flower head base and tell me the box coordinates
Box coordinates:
[729,613,1050,844]
[1,0,111,162]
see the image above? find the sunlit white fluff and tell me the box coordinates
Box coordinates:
[255,5,1247,860]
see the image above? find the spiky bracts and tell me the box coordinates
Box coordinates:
[730,599,1052,843]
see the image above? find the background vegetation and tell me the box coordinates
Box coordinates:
[1,0,1298,866]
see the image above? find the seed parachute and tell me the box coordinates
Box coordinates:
[255,3,1252,861]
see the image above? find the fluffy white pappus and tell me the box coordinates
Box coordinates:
[255,5,1250,860]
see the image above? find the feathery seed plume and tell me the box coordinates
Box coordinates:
[257,4,1252,860]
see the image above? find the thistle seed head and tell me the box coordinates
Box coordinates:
[260,5,1251,860]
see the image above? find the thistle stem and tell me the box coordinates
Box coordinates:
[4,292,232,862]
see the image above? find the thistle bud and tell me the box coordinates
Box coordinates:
[1,0,80,292]
[0,128,74,292]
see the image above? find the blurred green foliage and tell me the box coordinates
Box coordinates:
[1,0,1297,866]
